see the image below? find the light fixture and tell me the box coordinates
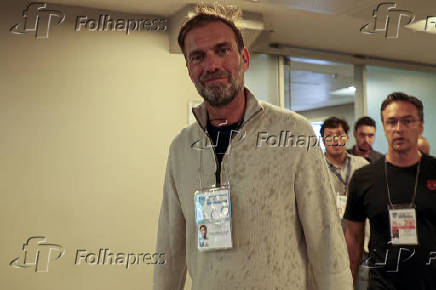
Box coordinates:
[330,86,356,96]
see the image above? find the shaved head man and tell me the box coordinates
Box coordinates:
[417,135,430,155]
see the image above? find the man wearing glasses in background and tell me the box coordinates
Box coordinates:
[344,92,436,290]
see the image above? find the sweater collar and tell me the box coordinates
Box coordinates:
[192,87,263,130]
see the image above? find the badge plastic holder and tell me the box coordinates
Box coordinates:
[388,204,418,246]
[194,184,233,251]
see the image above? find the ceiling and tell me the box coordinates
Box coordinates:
[45,0,436,66]
[43,0,435,112]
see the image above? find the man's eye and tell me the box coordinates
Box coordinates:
[190,54,203,62]
[216,48,229,55]
[404,119,412,125]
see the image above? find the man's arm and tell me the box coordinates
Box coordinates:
[153,144,187,290]
[343,165,368,285]
[294,121,353,290]
[345,220,365,284]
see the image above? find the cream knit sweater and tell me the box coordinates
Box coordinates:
[154,89,353,290]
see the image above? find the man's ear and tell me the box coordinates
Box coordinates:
[419,121,424,135]
[343,134,349,146]
[353,130,357,139]
[241,48,250,71]
[185,57,194,81]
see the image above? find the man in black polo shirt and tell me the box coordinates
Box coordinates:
[348,117,384,163]
[344,92,436,290]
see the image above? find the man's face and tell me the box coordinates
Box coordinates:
[200,226,207,237]
[184,21,249,107]
[382,101,423,153]
[353,125,376,152]
[323,126,349,156]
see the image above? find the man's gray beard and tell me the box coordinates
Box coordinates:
[195,72,244,107]
[197,83,240,107]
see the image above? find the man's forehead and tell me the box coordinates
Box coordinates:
[325,127,346,133]
[184,21,237,52]
[357,125,375,133]
[383,101,419,117]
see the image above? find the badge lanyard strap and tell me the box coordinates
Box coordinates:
[384,157,421,208]
[328,156,352,186]
[222,131,235,188]
[197,122,242,190]
[198,144,204,190]
[217,125,241,188]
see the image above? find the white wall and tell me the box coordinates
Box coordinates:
[0,1,201,289]
[366,65,436,156]
[0,2,285,289]
[245,53,280,106]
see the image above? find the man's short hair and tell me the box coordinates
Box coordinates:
[177,3,244,55]
[380,92,424,122]
[320,117,349,137]
[354,116,376,131]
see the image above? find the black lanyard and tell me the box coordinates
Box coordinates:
[384,157,421,208]
[328,156,352,186]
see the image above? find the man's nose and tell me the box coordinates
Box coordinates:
[332,136,340,145]
[393,120,406,131]
[204,52,220,72]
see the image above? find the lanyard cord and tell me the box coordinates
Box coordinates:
[198,145,204,190]
[197,119,243,190]
[221,128,238,187]
[327,156,352,186]
[384,157,421,208]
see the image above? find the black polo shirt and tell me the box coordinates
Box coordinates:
[344,154,436,290]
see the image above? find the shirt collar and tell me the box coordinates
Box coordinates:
[325,153,352,170]
[353,145,373,155]
[192,87,263,130]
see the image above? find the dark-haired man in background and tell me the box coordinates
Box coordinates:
[321,117,368,223]
[345,92,436,290]
[348,116,383,163]
[322,117,370,290]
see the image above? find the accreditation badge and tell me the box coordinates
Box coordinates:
[194,185,233,251]
[388,206,418,245]
[336,193,347,219]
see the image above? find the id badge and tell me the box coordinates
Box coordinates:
[336,193,347,219]
[388,206,418,245]
[194,185,232,251]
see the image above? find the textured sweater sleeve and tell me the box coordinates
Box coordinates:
[294,121,353,290]
[153,142,187,290]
